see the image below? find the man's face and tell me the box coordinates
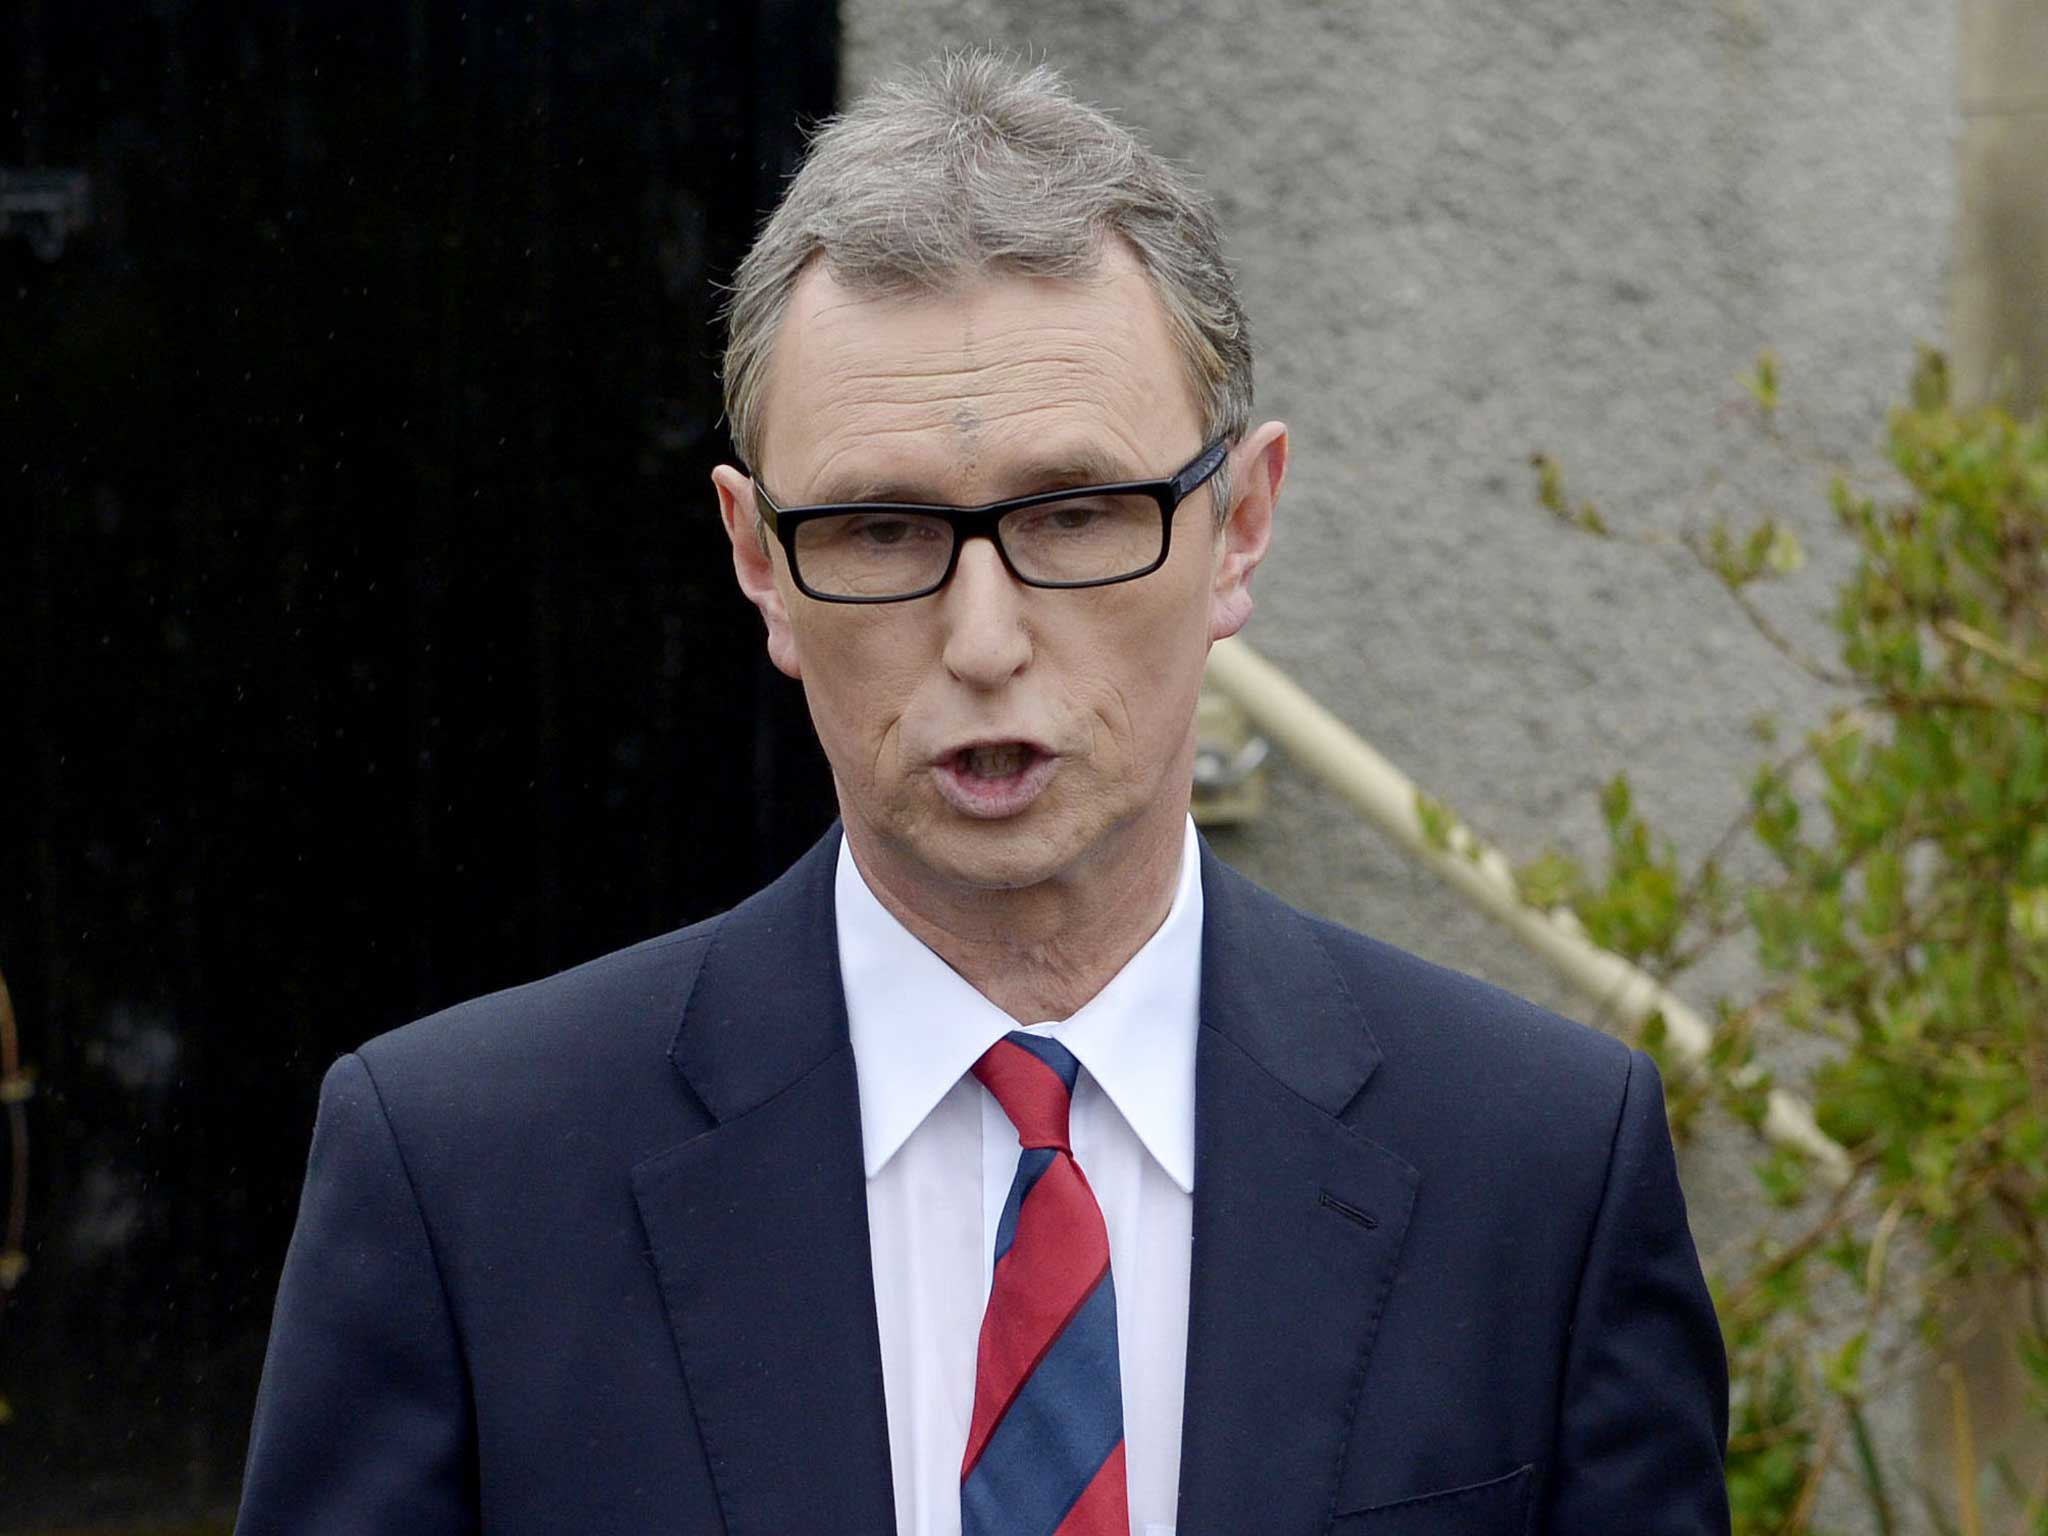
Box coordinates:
[715,244,1279,907]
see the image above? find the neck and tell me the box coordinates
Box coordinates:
[846,815,1187,1023]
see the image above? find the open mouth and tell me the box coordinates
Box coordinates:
[935,740,1058,817]
[953,742,1041,780]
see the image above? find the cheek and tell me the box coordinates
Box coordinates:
[791,619,920,764]
[1083,589,1211,759]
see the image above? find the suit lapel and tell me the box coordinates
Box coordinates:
[630,830,898,1536]
[628,831,1416,1536]
[1176,845,1420,1536]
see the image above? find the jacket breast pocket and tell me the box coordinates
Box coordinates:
[1329,1463,1534,1535]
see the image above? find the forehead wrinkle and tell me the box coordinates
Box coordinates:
[808,325,1167,432]
[802,414,1162,507]
[810,323,1147,398]
[791,353,1166,504]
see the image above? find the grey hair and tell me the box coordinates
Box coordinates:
[721,49,1253,517]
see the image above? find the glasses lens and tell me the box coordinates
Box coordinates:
[998,493,1164,585]
[793,511,954,599]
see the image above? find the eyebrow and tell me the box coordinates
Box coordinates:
[806,448,1147,508]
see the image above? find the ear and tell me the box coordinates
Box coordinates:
[713,463,803,680]
[1208,420,1287,642]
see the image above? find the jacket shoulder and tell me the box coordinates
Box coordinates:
[361,917,719,1075]
[1304,909,1631,1079]
[1198,842,1638,1138]
[1296,907,1643,1179]
[340,915,725,1166]
[340,829,845,1158]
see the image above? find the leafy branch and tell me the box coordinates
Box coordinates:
[1527,349,2048,1534]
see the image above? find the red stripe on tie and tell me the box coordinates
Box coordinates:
[1052,1439,1128,1536]
[960,1199,1109,1476]
[972,1039,1074,1151]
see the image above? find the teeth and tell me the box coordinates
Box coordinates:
[962,744,1030,778]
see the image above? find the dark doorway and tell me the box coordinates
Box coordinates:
[1,1,839,1524]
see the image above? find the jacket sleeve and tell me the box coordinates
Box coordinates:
[1542,1049,1731,1535]
[238,1051,480,1535]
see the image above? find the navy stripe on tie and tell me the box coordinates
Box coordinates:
[1003,1031,1081,1091]
[960,1273,1123,1536]
[993,1146,1058,1264]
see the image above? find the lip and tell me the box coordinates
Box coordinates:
[931,739,1059,820]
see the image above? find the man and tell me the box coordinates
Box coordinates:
[240,51,1728,1536]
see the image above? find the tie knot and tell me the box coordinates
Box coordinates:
[971,1031,1079,1151]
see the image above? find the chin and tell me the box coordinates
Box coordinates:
[900,810,1101,896]
[926,831,1076,894]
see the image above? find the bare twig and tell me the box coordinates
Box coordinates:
[1947,1363,1983,1536]
[1720,1179,1868,1323]
[1681,527,1860,686]
[1788,1403,1846,1532]
[1937,619,2048,687]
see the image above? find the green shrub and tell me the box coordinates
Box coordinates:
[1530,351,2047,1534]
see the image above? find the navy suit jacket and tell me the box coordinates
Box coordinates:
[240,830,1729,1534]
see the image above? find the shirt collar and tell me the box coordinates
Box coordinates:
[837,818,1203,1193]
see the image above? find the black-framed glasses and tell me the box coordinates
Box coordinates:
[747,437,1230,604]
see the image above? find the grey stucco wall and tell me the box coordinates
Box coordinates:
[840,1,1955,1519]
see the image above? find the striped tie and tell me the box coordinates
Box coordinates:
[961,1032,1128,1536]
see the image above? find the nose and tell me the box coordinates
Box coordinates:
[937,535,1033,689]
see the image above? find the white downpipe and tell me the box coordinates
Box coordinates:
[1204,636,1852,1185]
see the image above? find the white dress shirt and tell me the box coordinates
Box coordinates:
[839,819,1201,1536]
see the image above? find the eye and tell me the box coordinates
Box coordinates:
[1016,499,1114,535]
[841,514,941,548]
